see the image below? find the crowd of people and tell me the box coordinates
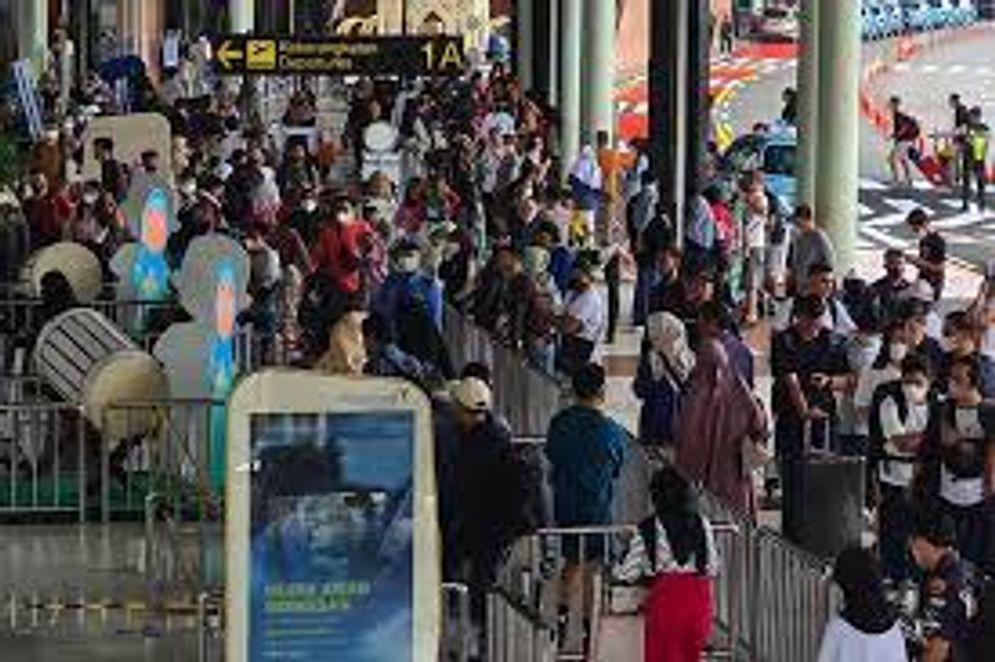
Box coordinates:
[4,30,995,662]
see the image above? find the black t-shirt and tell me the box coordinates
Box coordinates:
[771,327,849,418]
[919,231,946,296]
[921,552,976,653]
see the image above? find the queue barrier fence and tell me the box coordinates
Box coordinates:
[100,399,223,524]
[446,306,839,661]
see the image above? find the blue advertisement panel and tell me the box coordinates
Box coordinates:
[249,411,414,662]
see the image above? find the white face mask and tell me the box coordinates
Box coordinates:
[302,199,318,213]
[889,342,908,364]
[443,242,461,260]
[82,192,99,205]
[397,254,421,274]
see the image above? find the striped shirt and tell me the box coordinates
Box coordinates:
[614,515,719,583]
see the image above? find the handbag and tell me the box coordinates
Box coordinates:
[741,395,773,473]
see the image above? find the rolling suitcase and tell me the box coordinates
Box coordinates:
[914,153,946,186]
[783,419,866,559]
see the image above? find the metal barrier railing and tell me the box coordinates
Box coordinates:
[445,305,838,662]
[440,582,473,662]
[443,306,568,438]
[101,399,223,523]
[486,585,557,662]
[750,528,839,662]
[0,401,87,521]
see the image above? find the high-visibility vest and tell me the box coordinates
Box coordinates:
[969,127,989,162]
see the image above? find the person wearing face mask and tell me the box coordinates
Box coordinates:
[310,198,374,302]
[69,182,103,245]
[372,239,443,342]
[931,356,995,569]
[866,355,932,583]
[836,303,885,457]
[854,319,909,451]
[556,258,607,377]
[287,186,323,247]
[521,245,562,375]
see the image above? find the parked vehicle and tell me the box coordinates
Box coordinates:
[719,124,798,215]
[901,0,934,31]
[950,0,978,25]
[756,5,799,41]
[862,3,884,40]
[880,0,908,34]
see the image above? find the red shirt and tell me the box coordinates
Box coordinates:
[310,218,374,294]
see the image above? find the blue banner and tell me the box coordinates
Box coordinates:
[249,412,415,662]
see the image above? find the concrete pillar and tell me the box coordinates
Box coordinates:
[548,0,559,105]
[516,0,534,91]
[796,0,819,208]
[118,0,165,80]
[581,0,616,143]
[686,0,711,200]
[559,0,582,180]
[230,0,255,34]
[18,0,49,77]
[650,0,690,241]
[815,0,860,271]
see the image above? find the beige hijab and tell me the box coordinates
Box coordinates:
[317,311,367,375]
[645,311,695,383]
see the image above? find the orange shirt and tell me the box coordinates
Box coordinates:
[598,148,636,200]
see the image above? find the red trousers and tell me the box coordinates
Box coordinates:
[644,573,713,662]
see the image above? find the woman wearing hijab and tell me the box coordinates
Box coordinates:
[675,339,768,515]
[634,312,695,455]
[615,466,717,662]
[816,546,907,662]
[316,311,367,375]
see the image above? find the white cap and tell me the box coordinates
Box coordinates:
[450,377,493,413]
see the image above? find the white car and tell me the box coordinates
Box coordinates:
[757,6,799,42]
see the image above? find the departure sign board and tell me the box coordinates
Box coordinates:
[213,35,465,76]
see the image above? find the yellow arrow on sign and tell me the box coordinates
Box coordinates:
[216,40,244,69]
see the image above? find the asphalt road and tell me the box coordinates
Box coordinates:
[723,26,995,267]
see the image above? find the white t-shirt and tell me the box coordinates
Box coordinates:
[852,365,901,437]
[940,407,987,507]
[745,208,767,251]
[878,394,929,488]
[564,288,606,344]
[816,616,908,662]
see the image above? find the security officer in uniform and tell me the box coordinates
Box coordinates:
[909,510,979,661]
[962,107,990,212]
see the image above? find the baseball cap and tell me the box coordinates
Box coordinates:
[450,377,493,413]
